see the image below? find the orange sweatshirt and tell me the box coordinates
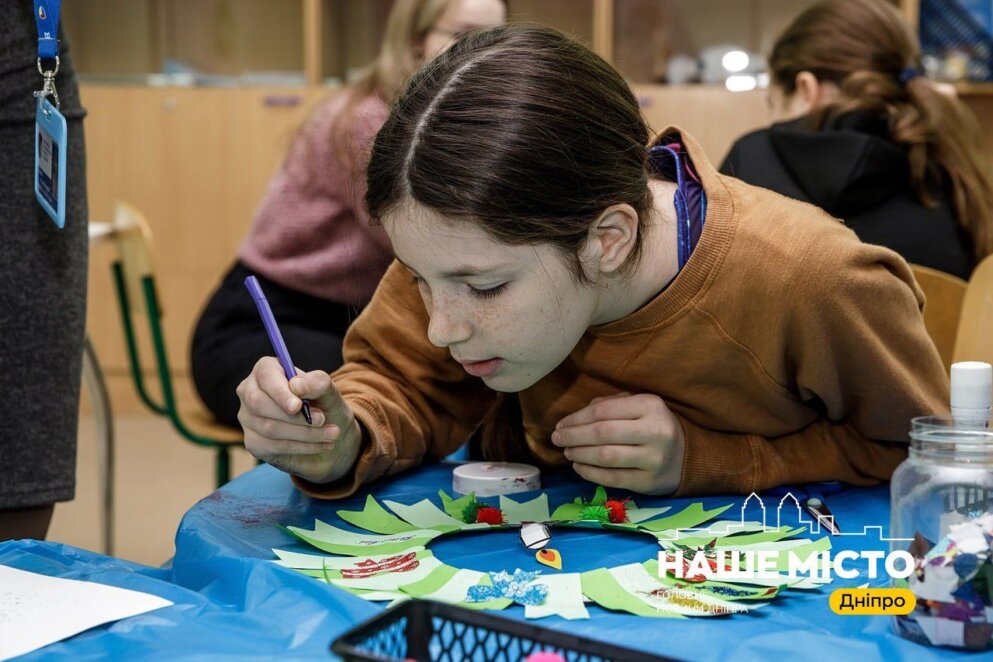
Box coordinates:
[296,127,949,499]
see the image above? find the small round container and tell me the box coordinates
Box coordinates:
[891,416,993,651]
[452,462,540,497]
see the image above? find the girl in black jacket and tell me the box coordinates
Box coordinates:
[721,0,993,280]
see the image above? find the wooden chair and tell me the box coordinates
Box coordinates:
[910,264,968,372]
[109,202,243,487]
[954,254,993,366]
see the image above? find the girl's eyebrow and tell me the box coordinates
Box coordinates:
[396,257,513,279]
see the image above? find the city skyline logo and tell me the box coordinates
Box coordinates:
[657,492,916,582]
[662,492,915,542]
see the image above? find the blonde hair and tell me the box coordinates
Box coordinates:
[326,0,453,163]
[771,0,993,260]
[352,0,454,103]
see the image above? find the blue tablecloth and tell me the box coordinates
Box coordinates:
[1,463,979,660]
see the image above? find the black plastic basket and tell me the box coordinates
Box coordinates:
[331,600,676,662]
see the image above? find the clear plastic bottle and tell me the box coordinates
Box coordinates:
[890,416,993,650]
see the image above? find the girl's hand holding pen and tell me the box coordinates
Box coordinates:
[237,357,362,484]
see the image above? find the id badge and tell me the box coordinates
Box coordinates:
[35,96,67,228]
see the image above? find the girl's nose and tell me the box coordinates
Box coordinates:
[427,301,472,348]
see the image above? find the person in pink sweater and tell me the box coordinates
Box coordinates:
[191,0,506,427]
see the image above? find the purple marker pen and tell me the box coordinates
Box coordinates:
[244,276,313,425]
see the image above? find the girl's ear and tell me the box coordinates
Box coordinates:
[586,204,639,277]
[793,71,823,112]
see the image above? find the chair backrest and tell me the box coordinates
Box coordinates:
[910,264,967,372]
[111,202,157,316]
[954,254,993,365]
[107,202,243,481]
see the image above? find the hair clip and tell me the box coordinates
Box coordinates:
[898,67,922,85]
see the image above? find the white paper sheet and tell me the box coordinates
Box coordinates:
[0,564,173,661]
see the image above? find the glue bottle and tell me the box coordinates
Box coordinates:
[950,361,992,427]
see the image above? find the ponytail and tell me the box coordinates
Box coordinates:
[771,0,993,261]
[903,77,993,259]
[812,71,993,260]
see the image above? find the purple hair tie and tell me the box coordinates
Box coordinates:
[898,67,922,85]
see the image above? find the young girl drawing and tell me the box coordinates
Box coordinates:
[235,26,947,498]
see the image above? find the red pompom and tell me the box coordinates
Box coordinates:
[475,506,504,525]
[604,499,628,523]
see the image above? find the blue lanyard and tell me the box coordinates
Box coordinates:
[33,1,62,108]
[648,145,702,268]
[34,0,61,60]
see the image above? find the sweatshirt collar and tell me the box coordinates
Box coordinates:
[591,126,737,335]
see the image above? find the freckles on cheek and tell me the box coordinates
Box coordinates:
[476,304,507,335]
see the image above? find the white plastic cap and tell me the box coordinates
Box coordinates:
[951,361,993,410]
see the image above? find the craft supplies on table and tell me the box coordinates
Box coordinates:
[891,416,993,650]
[452,462,540,496]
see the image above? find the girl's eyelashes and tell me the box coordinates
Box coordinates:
[410,271,507,300]
[468,282,508,299]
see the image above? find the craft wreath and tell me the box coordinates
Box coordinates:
[272,487,832,620]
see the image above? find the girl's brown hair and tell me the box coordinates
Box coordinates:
[770,0,993,260]
[366,24,653,282]
[364,25,656,459]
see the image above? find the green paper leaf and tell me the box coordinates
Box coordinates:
[696,520,769,536]
[499,493,551,524]
[551,502,585,521]
[286,520,443,556]
[583,563,760,617]
[591,486,608,506]
[770,535,831,572]
[569,520,610,530]
[639,503,734,532]
[272,547,431,570]
[383,498,465,529]
[646,560,783,601]
[625,506,672,524]
[330,556,447,591]
[338,495,419,534]
[669,526,805,549]
[439,490,475,519]
[421,568,511,610]
[399,562,461,597]
[523,573,590,620]
[580,567,685,618]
